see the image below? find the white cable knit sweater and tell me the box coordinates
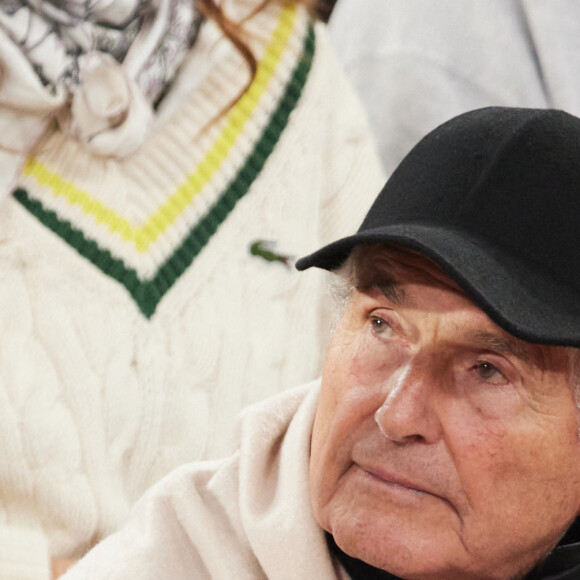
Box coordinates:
[62,381,350,580]
[0,3,383,577]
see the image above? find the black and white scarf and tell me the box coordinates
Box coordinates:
[0,0,203,156]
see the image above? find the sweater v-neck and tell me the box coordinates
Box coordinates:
[13,2,314,318]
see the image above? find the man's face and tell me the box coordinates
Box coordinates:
[310,247,580,580]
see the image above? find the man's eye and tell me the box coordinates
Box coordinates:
[370,316,391,336]
[475,361,506,384]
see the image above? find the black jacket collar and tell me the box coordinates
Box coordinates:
[525,518,580,579]
[327,519,580,580]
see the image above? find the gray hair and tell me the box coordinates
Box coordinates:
[325,245,366,317]
[324,254,358,333]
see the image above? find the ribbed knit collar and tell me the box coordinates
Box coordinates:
[12,2,315,318]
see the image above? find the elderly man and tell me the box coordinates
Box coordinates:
[63,107,580,580]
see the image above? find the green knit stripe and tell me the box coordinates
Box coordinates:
[14,23,315,319]
[13,187,142,292]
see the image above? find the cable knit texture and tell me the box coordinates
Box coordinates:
[62,382,351,579]
[0,2,384,578]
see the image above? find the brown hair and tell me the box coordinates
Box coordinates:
[197,0,317,110]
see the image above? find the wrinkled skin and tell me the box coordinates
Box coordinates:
[310,247,580,580]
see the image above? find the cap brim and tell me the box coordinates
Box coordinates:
[296,224,580,347]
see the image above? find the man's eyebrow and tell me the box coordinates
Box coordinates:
[466,329,533,365]
[358,273,406,305]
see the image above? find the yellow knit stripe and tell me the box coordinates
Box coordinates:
[22,160,136,242]
[23,2,299,253]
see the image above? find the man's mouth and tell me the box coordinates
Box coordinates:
[356,463,434,497]
[353,462,461,518]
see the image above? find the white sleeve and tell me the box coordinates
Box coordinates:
[61,461,249,580]
[0,525,50,580]
[329,0,548,176]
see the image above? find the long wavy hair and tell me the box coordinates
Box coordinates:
[198,0,316,98]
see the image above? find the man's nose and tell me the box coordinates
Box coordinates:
[374,361,442,444]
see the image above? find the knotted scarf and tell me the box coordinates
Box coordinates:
[0,0,202,157]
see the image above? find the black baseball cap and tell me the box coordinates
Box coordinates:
[296,107,580,347]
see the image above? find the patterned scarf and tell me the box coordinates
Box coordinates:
[0,0,203,156]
